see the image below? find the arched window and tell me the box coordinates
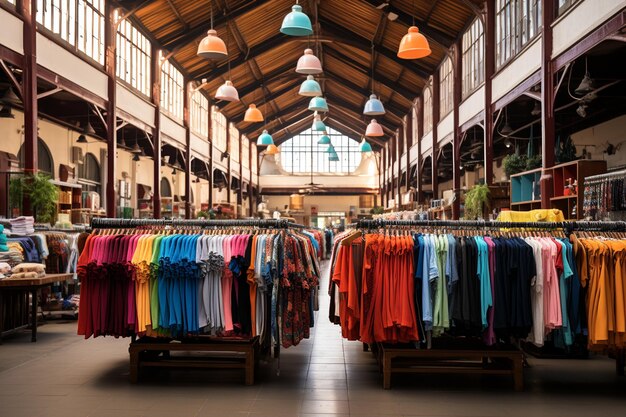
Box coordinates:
[279,127,362,174]
[161,177,172,197]
[78,152,101,194]
[18,138,54,178]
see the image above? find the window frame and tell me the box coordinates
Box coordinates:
[116,18,152,97]
[160,58,184,121]
[211,106,228,153]
[190,90,209,137]
[496,0,542,69]
[439,56,454,118]
[462,18,485,99]
[422,82,433,135]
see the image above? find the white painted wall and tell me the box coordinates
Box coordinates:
[191,133,210,159]
[160,113,185,147]
[492,37,542,102]
[117,82,155,128]
[36,34,108,100]
[459,85,485,126]
[553,0,625,58]
[409,143,419,163]
[421,131,433,156]
[0,9,23,54]
[265,195,362,215]
[570,114,626,169]
[437,112,454,142]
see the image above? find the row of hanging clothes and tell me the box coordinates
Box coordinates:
[77,219,320,352]
[583,169,626,221]
[329,220,626,350]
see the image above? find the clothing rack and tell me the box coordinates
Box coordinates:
[351,219,626,235]
[90,217,307,229]
[584,168,626,185]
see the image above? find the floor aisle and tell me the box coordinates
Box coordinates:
[1,261,625,417]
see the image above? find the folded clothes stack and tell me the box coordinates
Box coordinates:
[8,262,46,279]
[0,225,8,251]
[10,216,35,235]
[0,250,23,268]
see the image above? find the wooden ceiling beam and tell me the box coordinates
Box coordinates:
[226,78,302,124]
[318,17,431,79]
[164,0,188,30]
[325,94,396,135]
[160,0,265,49]
[241,102,308,136]
[325,117,385,147]
[360,0,456,48]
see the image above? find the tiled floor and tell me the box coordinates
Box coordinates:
[1,261,626,417]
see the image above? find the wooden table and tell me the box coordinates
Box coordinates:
[0,273,73,342]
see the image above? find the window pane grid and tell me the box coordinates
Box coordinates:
[241,135,250,169]
[279,127,361,174]
[423,83,433,134]
[439,57,453,117]
[462,18,484,98]
[211,106,228,152]
[160,59,184,120]
[496,0,542,69]
[116,19,151,97]
[229,124,240,163]
[190,91,209,137]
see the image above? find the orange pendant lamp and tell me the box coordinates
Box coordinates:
[398,26,431,59]
[244,104,264,122]
[197,6,228,59]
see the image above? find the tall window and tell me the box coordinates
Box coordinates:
[190,90,209,137]
[116,19,151,97]
[412,103,419,147]
[423,84,433,134]
[78,152,101,194]
[36,0,105,64]
[211,106,227,152]
[251,143,258,173]
[241,135,250,169]
[439,57,454,118]
[160,59,184,120]
[462,18,484,97]
[557,0,581,16]
[229,123,239,163]
[496,0,542,68]
[279,127,362,174]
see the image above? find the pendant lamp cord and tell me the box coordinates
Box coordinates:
[226,10,231,80]
[371,42,375,95]
[412,0,416,26]
[210,2,213,30]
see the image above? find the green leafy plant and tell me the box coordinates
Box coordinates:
[196,210,209,219]
[370,206,384,215]
[464,184,490,220]
[9,173,58,224]
[525,154,542,170]
[503,153,527,177]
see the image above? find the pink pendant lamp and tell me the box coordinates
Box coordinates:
[365,119,384,137]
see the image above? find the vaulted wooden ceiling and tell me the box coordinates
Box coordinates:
[117,0,481,147]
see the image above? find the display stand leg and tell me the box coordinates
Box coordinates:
[30,289,37,342]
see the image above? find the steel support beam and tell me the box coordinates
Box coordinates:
[483,1,495,186]
[431,72,440,199]
[452,39,462,219]
[151,45,162,218]
[540,0,555,209]
[104,1,117,218]
[184,82,192,219]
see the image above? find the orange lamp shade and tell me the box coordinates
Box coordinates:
[244,104,264,123]
[265,144,280,155]
[197,29,228,60]
[397,26,431,59]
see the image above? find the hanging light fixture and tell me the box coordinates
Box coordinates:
[132,153,141,162]
[265,144,280,155]
[531,101,541,116]
[312,112,326,131]
[0,87,21,106]
[364,44,386,116]
[244,104,264,122]
[325,144,336,154]
[360,139,373,153]
[504,137,512,148]
[299,75,322,97]
[366,119,384,137]
[197,5,228,59]
[258,130,274,146]
[329,152,340,162]
[317,132,331,145]
[308,96,328,112]
[398,7,432,60]
[215,80,239,102]
[575,57,594,95]
[76,134,88,144]
[501,107,513,136]
[576,103,588,118]
[0,105,14,119]
[280,2,313,36]
[296,48,323,74]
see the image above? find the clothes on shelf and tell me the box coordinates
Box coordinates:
[329,225,625,350]
[9,216,35,235]
[77,227,320,351]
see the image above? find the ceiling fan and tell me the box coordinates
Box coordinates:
[298,170,327,195]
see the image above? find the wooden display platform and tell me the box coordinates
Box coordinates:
[129,335,260,385]
[378,343,524,391]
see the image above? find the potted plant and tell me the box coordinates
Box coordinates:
[370,206,384,215]
[503,153,527,177]
[9,173,59,224]
[463,183,490,220]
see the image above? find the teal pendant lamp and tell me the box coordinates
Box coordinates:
[309,96,328,112]
[329,153,340,162]
[318,132,331,145]
[280,3,313,36]
[299,75,322,97]
[325,144,336,154]
[312,112,326,131]
[360,139,373,153]
[258,129,274,146]
[363,94,386,116]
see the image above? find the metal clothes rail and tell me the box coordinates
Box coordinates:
[351,219,626,234]
[585,168,626,184]
[90,218,307,229]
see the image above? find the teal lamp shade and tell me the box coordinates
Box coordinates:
[317,133,331,145]
[360,140,373,153]
[329,153,340,162]
[325,144,336,154]
[363,94,386,116]
[309,96,328,112]
[299,75,322,97]
[280,4,313,36]
[258,130,274,146]
[312,113,326,131]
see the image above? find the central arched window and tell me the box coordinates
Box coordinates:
[280,127,362,174]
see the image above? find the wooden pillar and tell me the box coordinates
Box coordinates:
[151,46,162,218]
[540,0,555,208]
[226,123,232,204]
[432,72,440,199]
[238,132,243,216]
[416,97,424,204]
[207,102,213,208]
[452,39,463,219]
[396,127,402,206]
[382,146,387,208]
[104,1,117,218]
[405,115,411,195]
[183,82,191,219]
[248,137,254,217]
[484,0,495,186]
[20,0,37,215]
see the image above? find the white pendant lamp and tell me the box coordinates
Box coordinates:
[215,80,239,102]
[296,48,323,74]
